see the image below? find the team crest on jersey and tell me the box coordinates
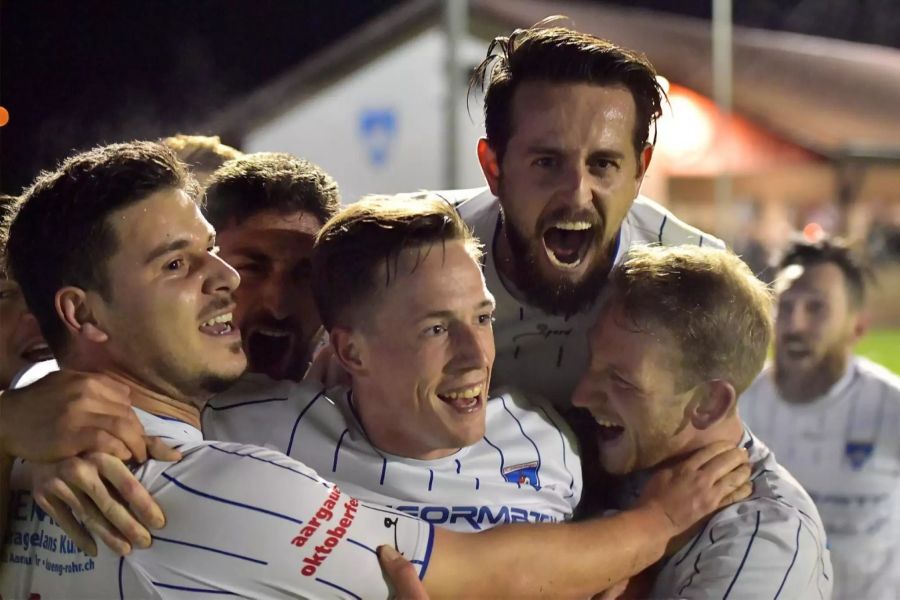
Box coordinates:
[503,461,540,489]
[845,441,874,470]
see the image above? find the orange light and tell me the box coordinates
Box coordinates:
[802,222,824,242]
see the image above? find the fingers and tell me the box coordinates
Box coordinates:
[84,412,147,462]
[73,429,132,462]
[682,440,738,471]
[146,436,182,463]
[94,452,164,531]
[56,456,136,555]
[696,447,750,483]
[718,481,753,508]
[378,545,429,600]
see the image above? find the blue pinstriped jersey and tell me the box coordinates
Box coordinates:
[742,357,900,600]
[204,376,582,531]
[430,188,725,406]
[618,430,832,599]
[0,403,434,599]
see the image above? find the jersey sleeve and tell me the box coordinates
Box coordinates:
[669,500,827,600]
[129,441,435,599]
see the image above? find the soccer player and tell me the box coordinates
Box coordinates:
[0,141,750,598]
[426,24,725,407]
[204,152,340,381]
[204,194,581,530]
[573,245,832,598]
[741,238,900,599]
[0,195,52,390]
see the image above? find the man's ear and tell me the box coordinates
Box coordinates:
[635,143,654,187]
[329,326,368,377]
[850,311,870,345]
[56,287,109,344]
[688,379,736,430]
[477,138,501,196]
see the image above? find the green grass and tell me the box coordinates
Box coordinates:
[857,329,900,374]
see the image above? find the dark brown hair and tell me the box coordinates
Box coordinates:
[778,237,871,309]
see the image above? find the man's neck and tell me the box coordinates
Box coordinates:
[655,416,745,472]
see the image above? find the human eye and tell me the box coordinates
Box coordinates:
[423,323,448,337]
[0,287,17,301]
[477,312,495,326]
[164,257,185,272]
[533,156,557,169]
[589,157,618,173]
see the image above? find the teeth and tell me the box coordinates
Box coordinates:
[594,417,622,428]
[441,385,482,400]
[552,221,592,231]
[257,328,290,338]
[202,312,233,327]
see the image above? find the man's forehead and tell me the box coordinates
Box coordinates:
[223,209,323,237]
[775,262,845,298]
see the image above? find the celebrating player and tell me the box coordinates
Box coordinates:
[574,245,832,598]
[742,238,900,599]
[424,23,725,406]
[0,141,751,598]
[204,194,581,529]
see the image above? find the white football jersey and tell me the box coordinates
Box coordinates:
[741,357,900,600]
[429,187,724,406]
[204,374,582,531]
[0,406,434,599]
[617,430,832,599]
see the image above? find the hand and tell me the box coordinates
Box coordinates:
[593,578,629,600]
[378,545,430,600]
[0,369,145,462]
[637,441,751,535]
[303,345,350,389]
[30,438,180,557]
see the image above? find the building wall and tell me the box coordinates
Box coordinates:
[244,27,489,203]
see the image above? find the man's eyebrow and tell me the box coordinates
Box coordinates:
[418,299,495,320]
[144,238,191,265]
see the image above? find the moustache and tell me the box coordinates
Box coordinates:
[198,295,236,322]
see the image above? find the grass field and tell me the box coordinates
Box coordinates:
[857,329,900,374]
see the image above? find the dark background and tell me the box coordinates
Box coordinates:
[3,0,899,194]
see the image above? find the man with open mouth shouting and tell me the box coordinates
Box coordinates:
[430,23,725,408]
[0,195,54,391]
[204,152,340,382]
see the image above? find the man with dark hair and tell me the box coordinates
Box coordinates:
[742,237,900,599]
[425,23,724,407]
[160,133,242,187]
[0,151,750,597]
[0,195,52,389]
[205,152,341,381]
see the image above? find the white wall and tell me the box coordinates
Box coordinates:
[245,27,488,203]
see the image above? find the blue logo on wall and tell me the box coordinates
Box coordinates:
[503,462,540,489]
[358,108,397,167]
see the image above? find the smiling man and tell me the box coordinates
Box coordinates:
[426,24,725,407]
[204,194,581,529]
[0,195,52,390]
[573,245,832,598]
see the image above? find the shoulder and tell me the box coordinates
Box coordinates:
[854,356,900,397]
[206,378,326,412]
[625,196,724,249]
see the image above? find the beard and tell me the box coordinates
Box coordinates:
[502,211,614,316]
[775,336,850,402]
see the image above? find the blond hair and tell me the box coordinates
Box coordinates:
[161,134,242,179]
[610,245,772,395]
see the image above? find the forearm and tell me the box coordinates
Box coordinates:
[425,505,672,599]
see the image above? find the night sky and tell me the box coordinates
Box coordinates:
[3,0,898,194]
